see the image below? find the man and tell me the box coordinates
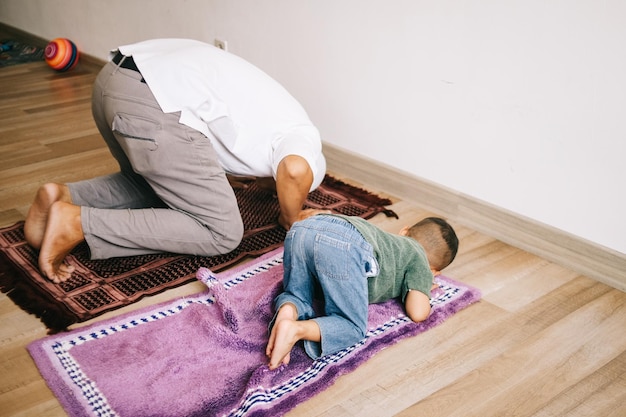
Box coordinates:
[24,38,327,283]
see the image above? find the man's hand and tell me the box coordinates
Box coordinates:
[298,208,332,221]
[279,208,331,230]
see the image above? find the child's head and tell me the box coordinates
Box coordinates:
[402,217,459,274]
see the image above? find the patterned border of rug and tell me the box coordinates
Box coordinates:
[0,175,397,332]
[28,247,481,417]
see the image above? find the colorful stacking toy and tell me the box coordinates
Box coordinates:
[44,38,79,72]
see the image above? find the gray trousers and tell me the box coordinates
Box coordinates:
[70,59,243,259]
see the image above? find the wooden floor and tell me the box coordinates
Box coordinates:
[1,52,625,417]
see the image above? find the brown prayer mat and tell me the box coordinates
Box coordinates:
[0,175,397,332]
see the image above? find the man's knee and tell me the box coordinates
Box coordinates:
[214,216,244,254]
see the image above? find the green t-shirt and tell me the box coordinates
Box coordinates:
[336,215,433,303]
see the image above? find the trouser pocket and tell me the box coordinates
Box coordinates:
[112,112,162,175]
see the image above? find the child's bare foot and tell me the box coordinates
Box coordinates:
[38,201,84,283]
[266,303,298,369]
[267,319,301,370]
[24,183,71,249]
[266,303,322,370]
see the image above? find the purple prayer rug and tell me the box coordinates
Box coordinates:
[0,175,397,332]
[28,247,481,417]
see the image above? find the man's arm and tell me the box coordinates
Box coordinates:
[275,155,328,230]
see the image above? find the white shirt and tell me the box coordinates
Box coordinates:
[116,39,325,189]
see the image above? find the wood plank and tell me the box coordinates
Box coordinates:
[532,351,626,417]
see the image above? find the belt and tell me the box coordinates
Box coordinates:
[112,51,140,72]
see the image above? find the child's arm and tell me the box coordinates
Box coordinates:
[404,289,431,322]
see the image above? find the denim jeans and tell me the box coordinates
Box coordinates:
[274,215,377,359]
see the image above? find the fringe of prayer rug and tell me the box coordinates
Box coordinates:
[28,247,481,417]
[0,175,397,332]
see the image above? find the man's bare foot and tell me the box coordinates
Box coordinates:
[24,183,72,249]
[38,201,84,283]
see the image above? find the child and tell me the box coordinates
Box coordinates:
[266,214,459,370]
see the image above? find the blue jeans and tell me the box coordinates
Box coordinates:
[274,215,377,359]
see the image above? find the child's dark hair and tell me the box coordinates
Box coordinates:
[406,217,459,271]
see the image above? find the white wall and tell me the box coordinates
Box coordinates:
[2,0,625,254]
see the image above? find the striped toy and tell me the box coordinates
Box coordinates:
[44,38,79,72]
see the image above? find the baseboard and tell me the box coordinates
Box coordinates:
[0,22,47,47]
[323,142,626,292]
